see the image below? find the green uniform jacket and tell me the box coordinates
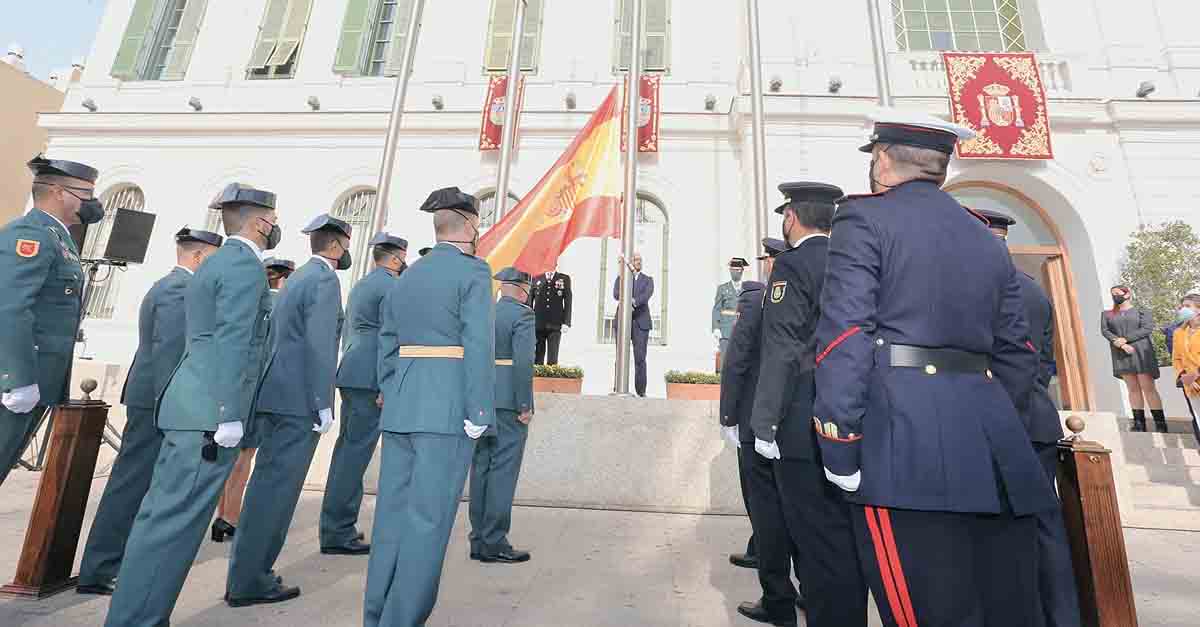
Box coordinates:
[336,266,393,392]
[712,281,741,339]
[494,295,535,414]
[121,267,191,410]
[156,238,272,431]
[0,209,83,403]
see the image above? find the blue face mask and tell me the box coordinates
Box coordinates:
[1179,307,1198,323]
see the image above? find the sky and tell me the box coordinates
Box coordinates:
[1,1,108,80]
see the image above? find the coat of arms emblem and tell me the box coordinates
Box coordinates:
[637,97,653,127]
[976,83,1024,129]
[489,96,508,127]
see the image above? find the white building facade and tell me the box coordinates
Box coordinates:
[40,0,1200,410]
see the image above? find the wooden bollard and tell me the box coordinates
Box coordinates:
[1,380,110,598]
[1057,415,1139,627]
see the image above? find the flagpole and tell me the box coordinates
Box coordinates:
[866,0,894,106]
[370,0,427,240]
[615,0,643,396]
[492,0,527,226]
[745,0,769,281]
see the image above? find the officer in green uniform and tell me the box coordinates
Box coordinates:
[103,183,279,627]
[365,187,495,627]
[77,228,223,595]
[320,232,408,554]
[712,257,749,372]
[226,213,350,606]
[0,156,101,487]
[469,267,535,564]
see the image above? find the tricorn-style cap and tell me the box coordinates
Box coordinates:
[974,208,1016,232]
[775,182,845,214]
[418,247,432,257]
[419,187,479,215]
[859,109,975,155]
[27,154,98,183]
[493,267,532,284]
[174,227,223,247]
[369,232,408,250]
[728,257,750,268]
[758,237,788,259]
[263,257,296,273]
[301,213,352,238]
[210,183,276,210]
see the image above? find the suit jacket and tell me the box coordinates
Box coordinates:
[0,209,83,404]
[378,242,496,435]
[336,266,393,392]
[1017,271,1064,443]
[750,237,828,460]
[612,272,654,332]
[494,295,536,414]
[532,272,572,329]
[121,267,191,410]
[719,281,765,441]
[712,281,742,338]
[157,238,272,431]
[813,180,1054,516]
[257,258,345,417]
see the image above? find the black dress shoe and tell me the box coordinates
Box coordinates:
[469,551,482,560]
[77,581,116,596]
[211,518,236,543]
[480,549,531,564]
[227,584,301,608]
[736,600,796,626]
[729,553,759,569]
[321,539,370,555]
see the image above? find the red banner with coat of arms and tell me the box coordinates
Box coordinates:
[479,75,526,151]
[942,52,1053,160]
[621,74,661,153]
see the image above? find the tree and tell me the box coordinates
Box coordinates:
[1118,221,1200,365]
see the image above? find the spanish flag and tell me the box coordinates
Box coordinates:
[478,86,624,275]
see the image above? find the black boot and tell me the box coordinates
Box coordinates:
[1151,409,1169,433]
[1131,409,1147,432]
[212,518,236,543]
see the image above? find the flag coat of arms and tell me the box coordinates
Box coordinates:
[942,52,1054,160]
[621,74,662,153]
[479,75,526,151]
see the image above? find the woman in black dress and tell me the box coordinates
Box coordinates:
[1101,285,1165,432]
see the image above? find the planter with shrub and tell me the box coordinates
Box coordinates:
[664,370,721,400]
[533,364,584,394]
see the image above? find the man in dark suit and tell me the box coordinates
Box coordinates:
[749,183,866,627]
[979,209,1081,627]
[612,253,654,397]
[532,269,572,365]
[77,228,223,596]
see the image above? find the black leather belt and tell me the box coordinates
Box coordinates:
[888,344,991,375]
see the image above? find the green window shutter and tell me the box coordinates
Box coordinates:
[248,0,290,69]
[111,0,160,79]
[160,0,209,81]
[484,0,516,71]
[614,0,632,71]
[267,0,313,67]
[384,0,417,76]
[519,0,542,71]
[644,0,669,71]
[333,0,374,75]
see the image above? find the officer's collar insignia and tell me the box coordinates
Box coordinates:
[770,281,787,304]
[16,239,40,258]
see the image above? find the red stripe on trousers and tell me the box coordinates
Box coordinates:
[864,507,911,627]
[877,508,919,627]
[816,326,862,365]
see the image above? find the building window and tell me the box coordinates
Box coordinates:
[476,190,521,232]
[248,0,313,79]
[110,0,209,81]
[484,0,544,74]
[892,0,1026,52]
[204,206,223,233]
[598,194,669,346]
[333,0,418,77]
[614,0,671,73]
[82,185,147,320]
[331,188,378,296]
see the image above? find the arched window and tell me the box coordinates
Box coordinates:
[893,0,1026,52]
[598,193,669,346]
[82,184,146,319]
[476,189,520,232]
[331,188,378,295]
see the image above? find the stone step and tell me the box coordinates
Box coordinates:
[1129,481,1200,510]
[1121,443,1200,468]
[1126,464,1200,485]
[1114,418,1196,435]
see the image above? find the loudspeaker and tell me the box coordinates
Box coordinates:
[102,208,156,264]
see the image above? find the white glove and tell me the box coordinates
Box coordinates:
[214,421,244,448]
[561,325,570,333]
[314,407,334,434]
[754,438,781,460]
[712,329,722,341]
[722,425,740,449]
[464,419,487,439]
[1,384,40,415]
[824,468,862,493]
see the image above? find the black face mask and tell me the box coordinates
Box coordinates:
[1112,294,1128,306]
[336,250,352,271]
[60,187,104,225]
[397,260,407,275]
[258,217,281,250]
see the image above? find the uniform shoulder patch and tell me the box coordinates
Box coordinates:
[770,281,787,304]
[16,239,40,258]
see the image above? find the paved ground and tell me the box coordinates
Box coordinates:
[0,471,1196,626]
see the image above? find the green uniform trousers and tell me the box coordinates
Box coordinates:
[319,389,382,547]
[468,409,529,557]
[103,429,238,627]
[364,432,475,627]
[0,404,46,487]
[226,412,321,598]
[79,406,163,586]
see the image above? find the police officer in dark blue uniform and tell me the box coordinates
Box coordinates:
[813,111,1058,626]
[977,209,1081,627]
